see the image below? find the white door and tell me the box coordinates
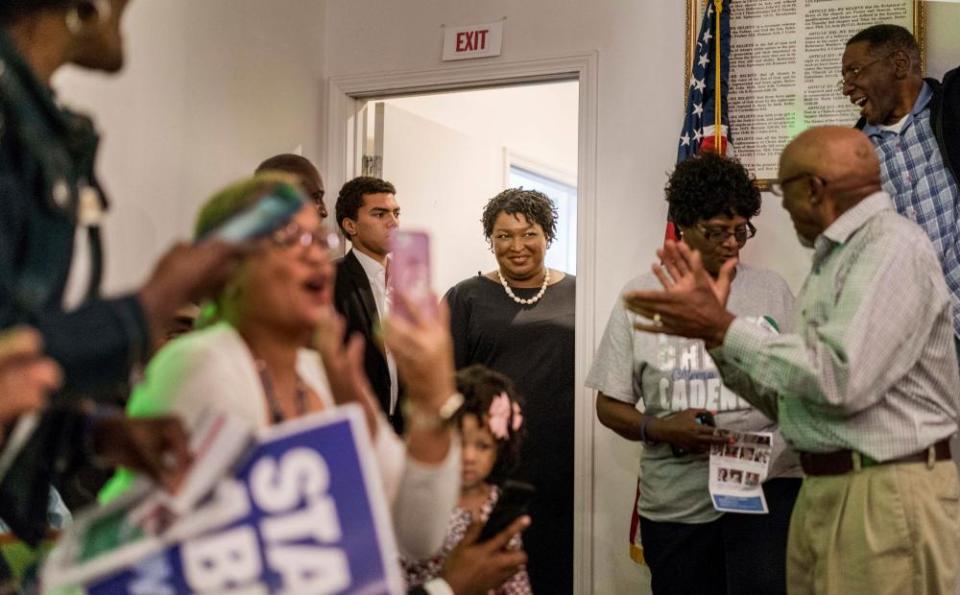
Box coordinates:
[365,102,506,295]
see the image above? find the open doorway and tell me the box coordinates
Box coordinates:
[355,80,578,293]
[342,80,581,594]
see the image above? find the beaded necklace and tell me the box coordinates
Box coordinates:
[497,268,550,305]
[255,359,308,424]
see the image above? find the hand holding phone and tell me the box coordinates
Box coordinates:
[478,480,536,543]
[671,410,717,457]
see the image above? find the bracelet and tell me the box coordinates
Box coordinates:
[639,416,657,445]
[402,392,464,432]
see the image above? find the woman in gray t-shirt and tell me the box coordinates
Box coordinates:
[587,153,801,595]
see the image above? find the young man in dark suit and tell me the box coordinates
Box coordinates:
[333,176,404,432]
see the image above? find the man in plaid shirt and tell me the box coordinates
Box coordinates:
[842,24,960,353]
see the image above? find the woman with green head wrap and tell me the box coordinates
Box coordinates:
[103,174,462,563]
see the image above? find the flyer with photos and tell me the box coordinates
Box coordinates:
[708,430,773,514]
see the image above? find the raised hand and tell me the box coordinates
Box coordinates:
[385,292,456,464]
[139,241,243,351]
[92,414,192,492]
[654,240,737,306]
[0,327,61,433]
[624,240,736,348]
[384,292,456,415]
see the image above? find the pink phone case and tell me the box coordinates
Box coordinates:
[389,230,437,320]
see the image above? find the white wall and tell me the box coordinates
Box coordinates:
[386,81,580,178]
[322,1,960,593]
[377,102,506,295]
[53,0,326,294]
[926,2,960,80]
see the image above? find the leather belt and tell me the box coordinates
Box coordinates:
[799,439,952,476]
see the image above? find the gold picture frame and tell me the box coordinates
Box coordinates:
[684,0,926,187]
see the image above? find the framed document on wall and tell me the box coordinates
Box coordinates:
[686,0,925,182]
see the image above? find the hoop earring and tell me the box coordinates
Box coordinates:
[65,0,112,36]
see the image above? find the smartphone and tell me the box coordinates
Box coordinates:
[389,230,437,321]
[478,480,536,543]
[199,190,304,244]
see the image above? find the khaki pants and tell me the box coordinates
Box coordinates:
[787,460,960,595]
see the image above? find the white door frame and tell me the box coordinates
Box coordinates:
[325,52,599,593]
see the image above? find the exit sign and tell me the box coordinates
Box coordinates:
[442,21,503,61]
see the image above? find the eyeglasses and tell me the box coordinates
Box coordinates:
[269,222,341,252]
[693,221,756,246]
[836,52,894,90]
[769,172,825,197]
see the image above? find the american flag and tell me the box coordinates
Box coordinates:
[667,0,733,240]
[679,0,731,161]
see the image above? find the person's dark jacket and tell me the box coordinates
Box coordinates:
[0,31,149,544]
[333,250,404,433]
[856,66,960,186]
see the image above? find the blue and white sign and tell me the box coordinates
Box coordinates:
[44,406,403,594]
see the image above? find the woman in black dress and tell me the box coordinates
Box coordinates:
[444,188,575,594]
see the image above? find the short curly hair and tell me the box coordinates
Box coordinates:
[454,365,525,486]
[335,176,396,235]
[255,153,321,182]
[481,188,558,246]
[665,153,760,228]
[847,24,920,71]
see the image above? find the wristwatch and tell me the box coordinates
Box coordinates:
[402,392,464,432]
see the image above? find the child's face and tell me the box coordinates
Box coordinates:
[461,414,497,490]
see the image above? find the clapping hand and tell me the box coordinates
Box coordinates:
[655,240,736,306]
[623,240,736,348]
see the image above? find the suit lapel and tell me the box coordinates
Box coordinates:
[344,250,382,334]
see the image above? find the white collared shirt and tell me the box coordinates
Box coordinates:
[352,249,399,414]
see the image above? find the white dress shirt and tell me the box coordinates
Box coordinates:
[353,249,400,414]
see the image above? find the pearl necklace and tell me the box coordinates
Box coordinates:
[497,269,550,305]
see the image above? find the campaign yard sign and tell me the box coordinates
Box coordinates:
[43,406,403,594]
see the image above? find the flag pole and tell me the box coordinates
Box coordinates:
[713,0,723,153]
